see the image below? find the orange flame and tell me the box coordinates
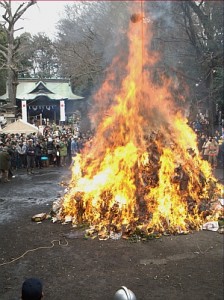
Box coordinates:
[60,15,223,238]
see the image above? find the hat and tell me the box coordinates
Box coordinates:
[22,278,43,300]
[28,139,33,142]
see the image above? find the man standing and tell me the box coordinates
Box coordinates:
[26,139,35,174]
[0,146,11,183]
[207,137,219,168]
[16,140,27,168]
[219,137,224,168]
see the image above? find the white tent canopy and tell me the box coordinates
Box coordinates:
[1,119,39,134]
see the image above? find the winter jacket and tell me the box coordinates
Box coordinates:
[59,142,67,157]
[0,151,10,170]
[16,144,27,155]
[26,145,35,156]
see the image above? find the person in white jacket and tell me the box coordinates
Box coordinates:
[16,141,27,168]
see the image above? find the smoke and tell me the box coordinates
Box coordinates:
[56,1,192,122]
[145,1,175,29]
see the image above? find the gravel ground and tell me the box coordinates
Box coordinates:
[0,166,223,300]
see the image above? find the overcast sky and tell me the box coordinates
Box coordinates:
[14,1,67,38]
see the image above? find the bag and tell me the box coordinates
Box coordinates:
[41,156,48,161]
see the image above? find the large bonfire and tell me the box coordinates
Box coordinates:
[56,13,223,239]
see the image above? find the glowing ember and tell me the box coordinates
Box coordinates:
[130,13,143,23]
[57,15,223,239]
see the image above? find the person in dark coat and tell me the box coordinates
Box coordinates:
[26,139,35,174]
[66,136,72,165]
[35,140,43,169]
[0,146,11,183]
[219,138,224,168]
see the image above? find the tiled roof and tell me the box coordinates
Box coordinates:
[0,79,83,101]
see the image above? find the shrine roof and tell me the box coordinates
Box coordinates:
[0,78,84,101]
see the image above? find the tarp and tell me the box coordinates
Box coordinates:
[1,119,39,134]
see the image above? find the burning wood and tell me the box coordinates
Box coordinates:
[130,13,143,23]
[52,12,223,240]
[52,130,223,239]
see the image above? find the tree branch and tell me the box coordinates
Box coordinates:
[0,42,7,53]
[71,68,103,78]
[188,0,215,47]
[12,1,36,24]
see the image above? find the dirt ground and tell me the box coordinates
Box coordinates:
[0,167,223,300]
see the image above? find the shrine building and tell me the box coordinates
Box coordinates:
[0,78,84,125]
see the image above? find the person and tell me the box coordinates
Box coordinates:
[21,278,43,300]
[35,140,43,169]
[55,140,61,167]
[0,146,11,183]
[47,137,55,165]
[71,137,79,157]
[26,139,36,174]
[113,286,137,300]
[59,137,68,167]
[218,137,224,168]
[207,137,219,168]
[202,136,211,161]
[67,135,72,165]
[198,133,207,155]
[16,141,27,168]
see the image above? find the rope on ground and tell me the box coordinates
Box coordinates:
[0,238,68,267]
[195,241,214,254]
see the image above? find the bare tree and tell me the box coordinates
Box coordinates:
[0,0,36,108]
[180,0,224,132]
[54,0,223,131]
[55,1,130,95]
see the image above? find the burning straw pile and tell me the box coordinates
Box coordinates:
[53,15,223,240]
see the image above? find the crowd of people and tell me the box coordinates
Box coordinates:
[191,113,224,169]
[0,124,93,183]
[0,115,224,183]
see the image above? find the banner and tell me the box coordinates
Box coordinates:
[60,100,65,122]
[22,101,27,122]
